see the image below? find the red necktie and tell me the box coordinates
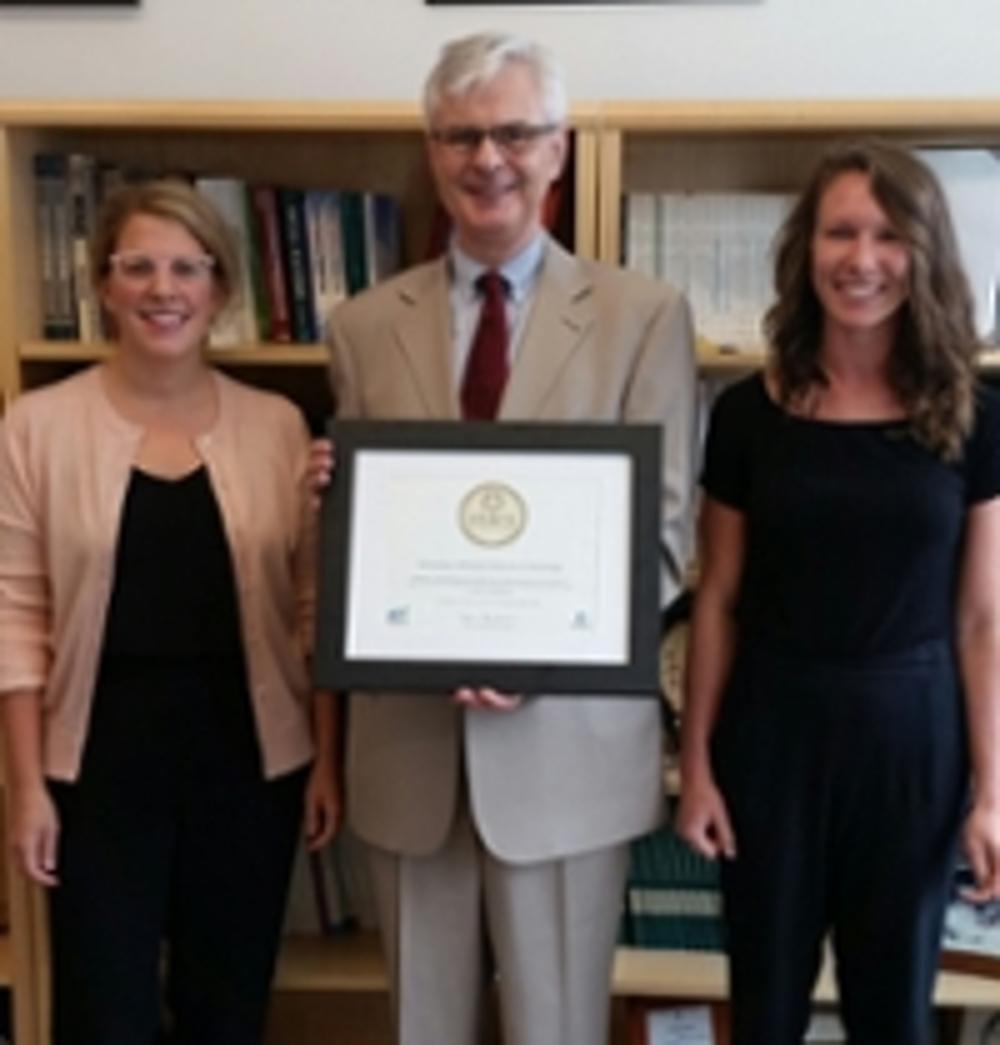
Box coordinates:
[461,271,509,420]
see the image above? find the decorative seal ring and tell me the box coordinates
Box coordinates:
[458,482,527,547]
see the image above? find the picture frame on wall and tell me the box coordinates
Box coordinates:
[0,1,138,6]
[426,0,760,4]
[939,863,1000,979]
[427,0,758,5]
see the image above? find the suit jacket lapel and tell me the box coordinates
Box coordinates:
[500,239,595,420]
[391,259,459,420]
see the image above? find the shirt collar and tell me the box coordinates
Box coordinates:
[449,233,547,305]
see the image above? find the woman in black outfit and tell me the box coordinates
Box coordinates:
[677,142,1000,1044]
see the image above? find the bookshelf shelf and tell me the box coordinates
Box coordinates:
[20,340,330,367]
[276,933,388,994]
[0,100,604,133]
[696,341,1000,375]
[598,98,1000,136]
[613,946,1000,1010]
[274,931,1000,1012]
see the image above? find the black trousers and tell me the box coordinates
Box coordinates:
[48,658,306,1045]
[713,641,966,1045]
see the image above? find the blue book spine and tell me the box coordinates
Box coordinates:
[277,187,317,343]
[33,153,77,340]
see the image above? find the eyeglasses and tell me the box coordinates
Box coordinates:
[108,251,216,285]
[430,122,558,156]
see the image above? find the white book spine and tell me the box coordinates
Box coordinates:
[196,176,258,348]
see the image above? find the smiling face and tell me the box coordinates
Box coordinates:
[426,61,567,267]
[811,170,911,346]
[100,213,222,363]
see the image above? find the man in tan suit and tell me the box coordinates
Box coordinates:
[326,32,697,1045]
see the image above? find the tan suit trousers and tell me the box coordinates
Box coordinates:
[366,793,630,1045]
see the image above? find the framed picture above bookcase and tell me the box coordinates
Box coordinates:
[427,1,758,5]
[0,0,138,6]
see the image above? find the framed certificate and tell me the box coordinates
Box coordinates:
[313,420,662,694]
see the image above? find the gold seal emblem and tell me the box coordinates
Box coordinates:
[458,482,527,547]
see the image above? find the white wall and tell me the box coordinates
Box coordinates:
[0,0,998,102]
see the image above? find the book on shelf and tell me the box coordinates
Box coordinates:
[249,185,293,343]
[67,152,104,343]
[33,153,76,340]
[623,820,725,953]
[916,147,1000,341]
[338,191,368,297]
[623,192,659,277]
[97,161,128,204]
[277,187,318,344]
[363,193,402,289]
[244,187,272,343]
[304,189,347,343]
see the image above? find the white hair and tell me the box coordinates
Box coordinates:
[423,32,568,127]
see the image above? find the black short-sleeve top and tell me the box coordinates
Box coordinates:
[702,372,1000,658]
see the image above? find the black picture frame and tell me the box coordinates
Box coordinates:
[427,1,756,5]
[0,1,138,5]
[313,419,662,695]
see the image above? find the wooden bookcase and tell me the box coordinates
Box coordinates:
[2,99,1000,1045]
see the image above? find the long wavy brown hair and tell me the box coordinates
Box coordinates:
[763,140,979,460]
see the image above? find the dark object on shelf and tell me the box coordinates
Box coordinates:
[940,863,1000,979]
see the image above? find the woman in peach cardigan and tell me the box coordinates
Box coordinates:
[0,180,338,1045]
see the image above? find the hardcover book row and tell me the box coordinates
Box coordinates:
[32,152,403,348]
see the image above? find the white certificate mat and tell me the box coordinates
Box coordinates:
[346,451,629,663]
[314,421,662,695]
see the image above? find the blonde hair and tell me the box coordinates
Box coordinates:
[90,178,240,307]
